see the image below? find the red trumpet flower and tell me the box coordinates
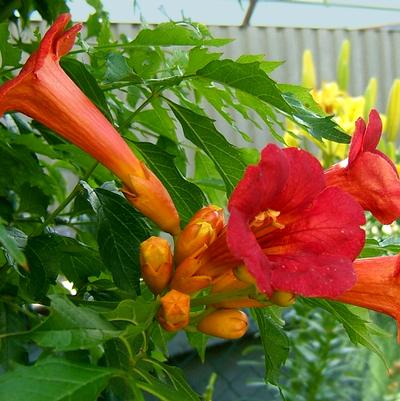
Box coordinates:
[325,109,400,224]
[195,144,365,297]
[333,255,400,340]
[0,14,180,235]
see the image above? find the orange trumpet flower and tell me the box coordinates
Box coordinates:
[0,14,179,235]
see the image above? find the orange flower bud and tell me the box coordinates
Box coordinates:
[197,309,248,339]
[233,265,256,285]
[174,205,224,264]
[170,255,212,294]
[174,221,216,265]
[212,270,249,293]
[271,291,296,307]
[190,205,225,235]
[140,236,173,294]
[158,289,190,332]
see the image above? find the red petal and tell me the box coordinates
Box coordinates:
[348,117,366,166]
[227,208,273,294]
[228,144,289,220]
[259,187,366,260]
[363,109,382,152]
[344,152,400,224]
[270,147,325,213]
[270,253,356,297]
[56,23,83,58]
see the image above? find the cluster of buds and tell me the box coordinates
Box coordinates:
[139,205,295,340]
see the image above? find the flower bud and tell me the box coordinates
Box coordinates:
[197,309,248,339]
[302,49,316,89]
[175,221,216,265]
[170,255,212,294]
[271,291,296,307]
[140,236,173,295]
[190,205,225,235]
[233,264,256,285]
[158,289,190,332]
[174,205,224,264]
[386,79,400,142]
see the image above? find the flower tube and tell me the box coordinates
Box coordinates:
[331,256,400,340]
[0,14,180,235]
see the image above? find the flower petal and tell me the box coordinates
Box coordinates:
[363,109,382,152]
[258,187,366,260]
[348,117,366,166]
[270,253,356,297]
[271,147,325,213]
[228,144,289,220]
[227,208,273,294]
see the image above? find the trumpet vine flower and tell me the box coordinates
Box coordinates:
[325,109,400,224]
[195,144,365,297]
[333,256,400,340]
[0,14,180,235]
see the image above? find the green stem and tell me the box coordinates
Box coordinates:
[120,92,157,130]
[31,161,98,236]
[190,287,263,307]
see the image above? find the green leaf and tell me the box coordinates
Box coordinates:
[30,295,120,351]
[0,224,27,267]
[104,298,158,328]
[282,92,350,143]
[25,234,102,297]
[133,142,207,225]
[194,151,227,206]
[0,357,115,401]
[60,58,113,121]
[0,23,21,66]
[197,59,350,143]
[131,22,232,47]
[236,54,284,73]
[134,104,177,141]
[197,60,291,113]
[167,100,246,195]
[186,48,222,74]
[136,360,201,401]
[253,308,290,385]
[186,331,208,362]
[303,298,387,365]
[104,52,141,84]
[85,187,152,295]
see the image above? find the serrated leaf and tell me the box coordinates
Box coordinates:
[30,295,120,351]
[104,298,158,328]
[197,60,291,113]
[197,59,350,143]
[133,142,206,225]
[136,360,201,401]
[104,52,141,83]
[303,298,387,365]
[85,187,152,294]
[0,357,115,401]
[236,54,284,73]
[60,58,113,121]
[134,104,177,141]
[0,224,27,267]
[167,100,246,195]
[131,22,232,47]
[186,331,208,362]
[253,308,290,385]
[186,48,222,74]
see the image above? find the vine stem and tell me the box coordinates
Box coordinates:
[31,161,98,236]
[190,286,268,307]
